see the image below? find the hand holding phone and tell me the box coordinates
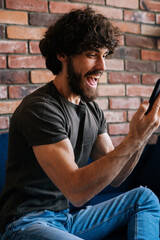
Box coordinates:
[145,79,160,115]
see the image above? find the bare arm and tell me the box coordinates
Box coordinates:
[110,142,146,187]
[90,133,147,187]
[33,95,160,207]
[33,136,138,207]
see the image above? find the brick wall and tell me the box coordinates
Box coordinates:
[0,0,160,146]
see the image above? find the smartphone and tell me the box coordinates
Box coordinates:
[145,79,160,115]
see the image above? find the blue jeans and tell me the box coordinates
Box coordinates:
[1,187,160,240]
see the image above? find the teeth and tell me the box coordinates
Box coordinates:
[88,75,100,80]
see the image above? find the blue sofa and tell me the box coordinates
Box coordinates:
[0,132,160,239]
[0,133,8,195]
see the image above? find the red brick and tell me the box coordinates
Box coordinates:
[89,5,122,20]
[118,35,124,46]
[98,85,125,97]
[31,70,55,83]
[142,74,160,85]
[127,85,154,97]
[156,14,160,24]
[109,72,140,84]
[105,59,124,71]
[99,72,107,84]
[7,26,47,40]
[124,10,155,24]
[0,10,28,24]
[104,111,127,123]
[108,123,129,135]
[110,136,125,147]
[0,116,9,130]
[29,41,40,54]
[8,55,45,69]
[0,56,6,68]
[141,50,160,61]
[6,0,48,12]
[29,12,60,27]
[125,60,155,73]
[0,71,29,84]
[113,47,140,59]
[110,98,140,109]
[95,98,108,111]
[0,100,21,114]
[107,0,138,9]
[50,2,86,14]
[125,34,156,49]
[0,86,7,99]
[141,25,160,37]
[140,0,160,12]
[113,21,140,34]
[0,40,28,54]
[70,0,104,4]
[9,85,39,99]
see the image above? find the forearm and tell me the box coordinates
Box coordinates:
[70,134,141,206]
[110,141,147,187]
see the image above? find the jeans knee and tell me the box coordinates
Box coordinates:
[135,186,160,212]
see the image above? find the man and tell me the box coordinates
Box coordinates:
[0,7,160,240]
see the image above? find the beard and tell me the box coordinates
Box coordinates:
[67,57,98,102]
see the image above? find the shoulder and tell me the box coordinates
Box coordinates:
[12,82,66,126]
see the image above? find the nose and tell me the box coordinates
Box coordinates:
[96,56,106,71]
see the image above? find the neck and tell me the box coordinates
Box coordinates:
[53,75,81,105]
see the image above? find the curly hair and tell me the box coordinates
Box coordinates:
[39,7,120,75]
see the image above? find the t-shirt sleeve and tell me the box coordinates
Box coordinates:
[21,101,68,146]
[98,108,107,135]
[91,101,107,135]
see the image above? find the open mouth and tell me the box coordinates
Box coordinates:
[86,75,101,88]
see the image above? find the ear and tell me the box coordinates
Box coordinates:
[57,53,67,62]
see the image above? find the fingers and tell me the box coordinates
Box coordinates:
[135,101,149,119]
[129,95,160,146]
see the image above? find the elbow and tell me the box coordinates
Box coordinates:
[65,174,90,207]
[110,179,123,188]
[66,183,89,207]
[68,192,88,208]
[110,182,121,188]
[70,200,84,208]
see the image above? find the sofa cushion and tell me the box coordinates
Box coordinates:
[0,133,8,195]
[128,136,160,199]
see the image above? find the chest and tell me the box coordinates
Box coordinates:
[65,107,99,148]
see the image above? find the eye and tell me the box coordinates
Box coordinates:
[87,53,97,58]
[104,51,113,59]
[104,55,109,59]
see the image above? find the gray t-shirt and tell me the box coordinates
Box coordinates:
[0,81,107,232]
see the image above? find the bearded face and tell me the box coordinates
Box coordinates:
[67,56,101,102]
